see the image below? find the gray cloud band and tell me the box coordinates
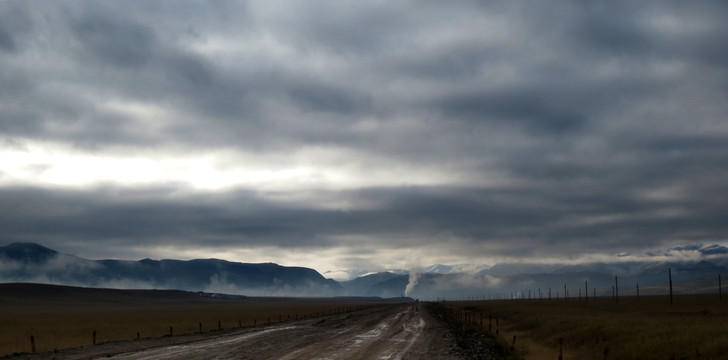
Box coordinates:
[1,0,727,267]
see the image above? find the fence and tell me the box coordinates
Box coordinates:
[1,304,367,357]
[435,270,726,360]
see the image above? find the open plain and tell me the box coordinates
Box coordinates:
[445,294,728,360]
[0,284,408,358]
[2,284,504,359]
[8,303,469,360]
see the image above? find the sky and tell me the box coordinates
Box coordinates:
[1,0,727,280]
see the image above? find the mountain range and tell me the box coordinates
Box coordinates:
[2,242,727,300]
[0,242,340,297]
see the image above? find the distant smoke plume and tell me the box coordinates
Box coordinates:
[404,269,422,297]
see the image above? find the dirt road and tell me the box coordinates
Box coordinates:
[26,303,464,360]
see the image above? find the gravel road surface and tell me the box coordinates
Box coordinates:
[22,303,466,360]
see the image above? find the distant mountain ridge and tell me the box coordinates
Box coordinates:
[0,242,340,297]
[2,242,727,300]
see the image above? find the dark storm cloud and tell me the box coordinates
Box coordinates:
[0,26,16,53]
[0,186,332,254]
[2,0,728,264]
[437,88,586,134]
[0,4,33,53]
[2,181,726,260]
[70,15,156,69]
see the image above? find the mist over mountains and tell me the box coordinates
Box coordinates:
[0,243,340,297]
[2,242,727,300]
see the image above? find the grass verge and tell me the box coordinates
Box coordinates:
[443,294,728,360]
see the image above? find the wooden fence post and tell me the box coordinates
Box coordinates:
[30,335,36,353]
[669,268,674,305]
[199,322,203,334]
[558,338,563,360]
[93,330,96,345]
[511,335,517,351]
[218,321,222,330]
[137,332,140,340]
[170,326,173,336]
[719,274,722,302]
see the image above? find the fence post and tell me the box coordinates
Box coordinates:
[218,321,222,330]
[669,268,674,305]
[199,322,203,334]
[30,335,36,353]
[137,332,140,340]
[604,347,609,359]
[170,326,173,336]
[511,335,517,351]
[615,276,619,304]
[93,330,96,345]
[558,338,563,360]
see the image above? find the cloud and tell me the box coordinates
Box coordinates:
[1,0,727,275]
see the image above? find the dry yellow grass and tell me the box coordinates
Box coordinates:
[446,294,728,360]
[0,285,380,357]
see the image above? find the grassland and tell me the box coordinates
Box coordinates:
[445,294,728,360]
[0,283,385,357]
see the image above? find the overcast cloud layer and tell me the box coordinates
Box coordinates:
[1,1,727,276]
